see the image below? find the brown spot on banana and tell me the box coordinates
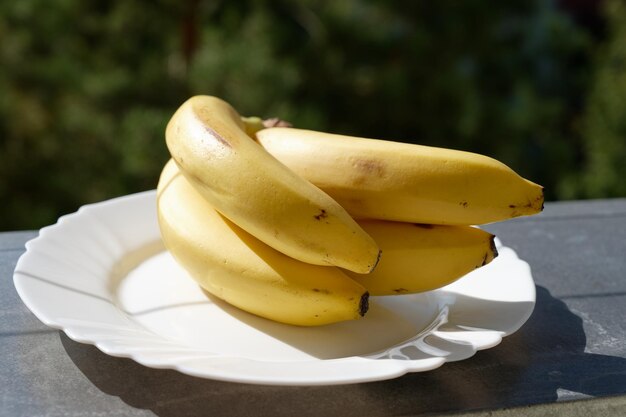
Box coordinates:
[354,159,385,175]
[351,158,386,186]
[511,188,544,213]
[314,209,328,221]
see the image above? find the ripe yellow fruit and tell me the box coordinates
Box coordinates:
[348,221,497,295]
[255,127,544,225]
[165,96,380,273]
[157,159,370,326]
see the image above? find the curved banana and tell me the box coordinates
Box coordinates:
[157,160,369,326]
[166,96,380,274]
[346,222,498,296]
[254,127,544,225]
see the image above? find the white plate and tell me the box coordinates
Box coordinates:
[13,191,536,386]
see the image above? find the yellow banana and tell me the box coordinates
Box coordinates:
[253,127,544,225]
[346,222,498,296]
[157,159,369,326]
[166,96,380,274]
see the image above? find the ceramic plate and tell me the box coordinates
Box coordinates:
[13,191,535,386]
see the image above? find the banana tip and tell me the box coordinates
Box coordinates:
[359,291,370,317]
[369,249,383,273]
[490,235,499,260]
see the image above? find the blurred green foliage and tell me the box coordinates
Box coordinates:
[578,0,626,199]
[0,0,621,231]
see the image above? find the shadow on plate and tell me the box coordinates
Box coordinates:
[61,285,626,417]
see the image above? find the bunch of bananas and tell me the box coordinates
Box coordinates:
[157,96,543,326]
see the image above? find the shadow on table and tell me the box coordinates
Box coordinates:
[61,285,626,417]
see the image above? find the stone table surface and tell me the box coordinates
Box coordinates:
[1,198,626,417]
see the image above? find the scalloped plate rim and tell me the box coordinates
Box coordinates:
[13,191,536,386]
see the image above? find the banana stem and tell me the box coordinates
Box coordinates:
[262,117,293,128]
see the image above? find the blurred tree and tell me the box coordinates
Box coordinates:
[0,0,185,228]
[0,0,604,230]
[576,0,626,198]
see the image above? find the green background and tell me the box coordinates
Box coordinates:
[1,0,625,231]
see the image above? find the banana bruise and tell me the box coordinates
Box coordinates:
[165,97,380,274]
[157,160,369,326]
[254,127,544,226]
[347,221,498,296]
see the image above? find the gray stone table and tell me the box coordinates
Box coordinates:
[2,198,626,417]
